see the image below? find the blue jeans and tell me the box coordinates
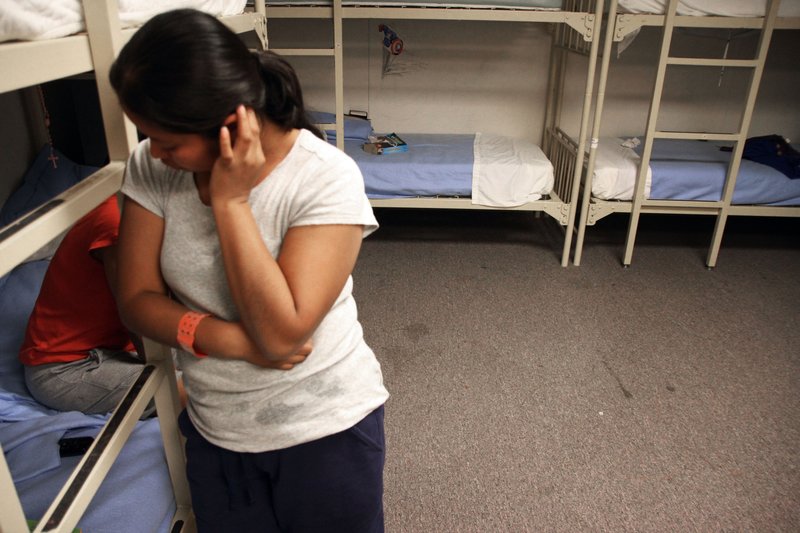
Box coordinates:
[178,406,386,533]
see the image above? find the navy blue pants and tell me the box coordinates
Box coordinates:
[178,407,385,533]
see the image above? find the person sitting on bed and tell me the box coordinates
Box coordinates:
[18,194,182,415]
[109,8,388,533]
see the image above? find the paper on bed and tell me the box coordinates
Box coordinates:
[471,133,553,207]
[592,138,652,200]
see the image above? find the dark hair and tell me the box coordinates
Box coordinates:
[110,9,322,139]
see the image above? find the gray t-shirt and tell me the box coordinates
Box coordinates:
[122,129,388,452]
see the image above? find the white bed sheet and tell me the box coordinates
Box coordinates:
[473,132,554,207]
[591,138,652,200]
[0,0,247,42]
[263,0,561,9]
[617,0,800,17]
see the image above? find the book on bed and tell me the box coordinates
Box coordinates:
[363,133,408,155]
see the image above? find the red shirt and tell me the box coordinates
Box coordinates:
[19,196,135,366]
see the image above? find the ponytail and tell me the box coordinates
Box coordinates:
[253,51,324,140]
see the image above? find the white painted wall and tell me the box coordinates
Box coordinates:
[268,19,556,143]
[268,19,800,143]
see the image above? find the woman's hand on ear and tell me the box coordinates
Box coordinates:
[210,105,265,205]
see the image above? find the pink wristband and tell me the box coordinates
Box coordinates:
[177,311,210,358]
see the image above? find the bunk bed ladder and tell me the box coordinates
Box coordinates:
[623,0,780,268]
[266,0,345,150]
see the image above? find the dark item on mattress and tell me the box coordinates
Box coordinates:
[720,135,800,179]
[363,133,408,155]
[58,436,94,457]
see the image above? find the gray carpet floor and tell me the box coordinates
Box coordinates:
[352,210,800,533]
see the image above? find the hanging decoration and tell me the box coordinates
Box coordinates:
[379,24,404,55]
[378,24,404,77]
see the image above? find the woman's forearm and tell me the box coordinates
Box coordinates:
[212,200,310,358]
[119,290,268,364]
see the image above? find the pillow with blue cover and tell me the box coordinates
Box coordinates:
[0,146,98,227]
[308,111,373,143]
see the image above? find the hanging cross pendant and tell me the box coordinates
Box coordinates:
[48,149,59,168]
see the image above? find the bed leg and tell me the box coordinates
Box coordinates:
[143,338,196,533]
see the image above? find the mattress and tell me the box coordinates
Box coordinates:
[0,0,247,42]
[617,0,800,17]
[592,137,800,205]
[345,133,554,207]
[264,0,562,9]
[0,261,175,533]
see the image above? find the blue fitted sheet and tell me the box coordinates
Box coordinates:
[640,139,800,206]
[0,262,175,533]
[345,134,476,198]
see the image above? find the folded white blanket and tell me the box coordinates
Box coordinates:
[472,132,554,208]
[591,137,652,200]
[0,0,246,42]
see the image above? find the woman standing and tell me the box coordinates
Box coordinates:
[110,9,388,532]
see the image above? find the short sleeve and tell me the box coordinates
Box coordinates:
[84,195,121,253]
[291,154,378,238]
[121,139,170,218]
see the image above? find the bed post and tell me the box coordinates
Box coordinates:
[561,0,604,267]
[82,0,139,162]
[143,338,196,532]
[0,449,29,533]
[573,0,617,266]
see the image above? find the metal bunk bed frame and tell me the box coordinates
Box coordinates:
[573,0,800,268]
[265,0,605,266]
[0,2,268,531]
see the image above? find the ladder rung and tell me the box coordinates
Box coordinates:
[654,131,742,142]
[666,57,759,68]
[270,48,334,57]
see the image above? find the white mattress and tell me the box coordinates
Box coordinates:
[617,0,800,17]
[264,0,562,9]
[0,0,247,42]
